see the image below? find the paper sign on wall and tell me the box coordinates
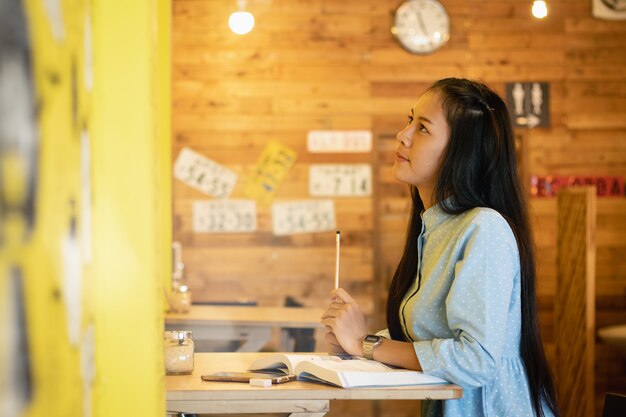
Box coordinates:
[173,147,237,199]
[243,141,297,206]
[193,200,257,233]
[307,130,372,153]
[531,175,624,197]
[505,82,550,128]
[309,164,372,197]
[272,200,336,236]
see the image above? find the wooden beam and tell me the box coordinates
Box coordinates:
[555,187,596,417]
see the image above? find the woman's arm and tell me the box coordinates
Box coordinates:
[321,288,422,370]
[368,337,423,370]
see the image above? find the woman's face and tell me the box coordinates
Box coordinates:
[392,90,450,189]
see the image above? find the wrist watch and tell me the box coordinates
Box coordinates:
[362,334,383,360]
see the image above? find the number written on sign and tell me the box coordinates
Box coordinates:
[193,200,257,233]
[309,164,372,197]
[174,147,237,199]
[272,200,336,236]
[307,130,372,153]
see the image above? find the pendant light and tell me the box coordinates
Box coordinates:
[229,0,254,35]
[532,1,548,19]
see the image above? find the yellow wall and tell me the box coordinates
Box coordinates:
[90,0,170,415]
[14,0,171,415]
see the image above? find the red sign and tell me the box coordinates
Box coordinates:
[530,176,624,197]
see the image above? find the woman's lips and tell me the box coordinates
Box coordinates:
[395,151,409,162]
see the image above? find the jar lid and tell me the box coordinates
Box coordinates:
[164,330,192,340]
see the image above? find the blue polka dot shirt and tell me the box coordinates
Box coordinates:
[392,204,554,417]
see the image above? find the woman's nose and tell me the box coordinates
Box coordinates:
[396,127,411,147]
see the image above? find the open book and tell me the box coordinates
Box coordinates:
[248,353,448,388]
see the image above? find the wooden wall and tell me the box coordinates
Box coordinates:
[172,1,626,415]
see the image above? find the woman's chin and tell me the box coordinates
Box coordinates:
[391,168,408,184]
[392,163,407,177]
[391,165,400,180]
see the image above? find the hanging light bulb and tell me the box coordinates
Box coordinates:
[229,0,254,35]
[532,1,548,19]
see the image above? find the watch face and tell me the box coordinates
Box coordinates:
[392,0,451,54]
[364,335,381,343]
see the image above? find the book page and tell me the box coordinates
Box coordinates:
[249,353,334,374]
[295,359,448,388]
[303,359,393,372]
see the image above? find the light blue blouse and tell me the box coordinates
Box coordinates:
[396,204,553,417]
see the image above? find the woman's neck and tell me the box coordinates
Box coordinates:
[418,187,433,210]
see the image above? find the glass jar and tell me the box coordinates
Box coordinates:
[169,284,192,313]
[164,330,194,375]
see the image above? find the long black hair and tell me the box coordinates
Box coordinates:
[386,78,559,416]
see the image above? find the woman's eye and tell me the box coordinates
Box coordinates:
[419,124,428,133]
[407,115,413,125]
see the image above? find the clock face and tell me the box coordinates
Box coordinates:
[392,0,451,54]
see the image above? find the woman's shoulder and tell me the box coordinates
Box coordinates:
[458,207,515,239]
[463,206,507,223]
[453,207,520,258]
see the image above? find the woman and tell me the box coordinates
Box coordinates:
[321,78,559,417]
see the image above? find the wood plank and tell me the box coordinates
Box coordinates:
[555,187,596,417]
[173,114,372,131]
[173,80,370,99]
[468,33,566,50]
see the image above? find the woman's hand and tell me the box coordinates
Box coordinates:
[320,288,367,356]
[324,330,347,354]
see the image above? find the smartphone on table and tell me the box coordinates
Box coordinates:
[201,371,296,384]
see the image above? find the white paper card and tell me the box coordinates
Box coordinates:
[272,200,336,236]
[309,164,372,197]
[173,147,237,198]
[307,130,372,153]
[193,200,257,233]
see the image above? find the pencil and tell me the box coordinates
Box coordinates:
[335,230,340,289]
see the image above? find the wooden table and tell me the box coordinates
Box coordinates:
[165,305,325,352]
[166,352,463,416]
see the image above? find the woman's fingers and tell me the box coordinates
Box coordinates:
[330,287,357,305]
[322,288,366,356]
[320,316,335,330]
[324,331,339,345]
[320,301,351,319]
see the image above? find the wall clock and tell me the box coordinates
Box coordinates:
[391,0,451,54]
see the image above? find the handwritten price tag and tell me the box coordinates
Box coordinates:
[307,130,372,153]
[192,200,257,233]
[309,164,372,197]
[173,147,237,198]
[272,200,336,236]
[243,141,297,206]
